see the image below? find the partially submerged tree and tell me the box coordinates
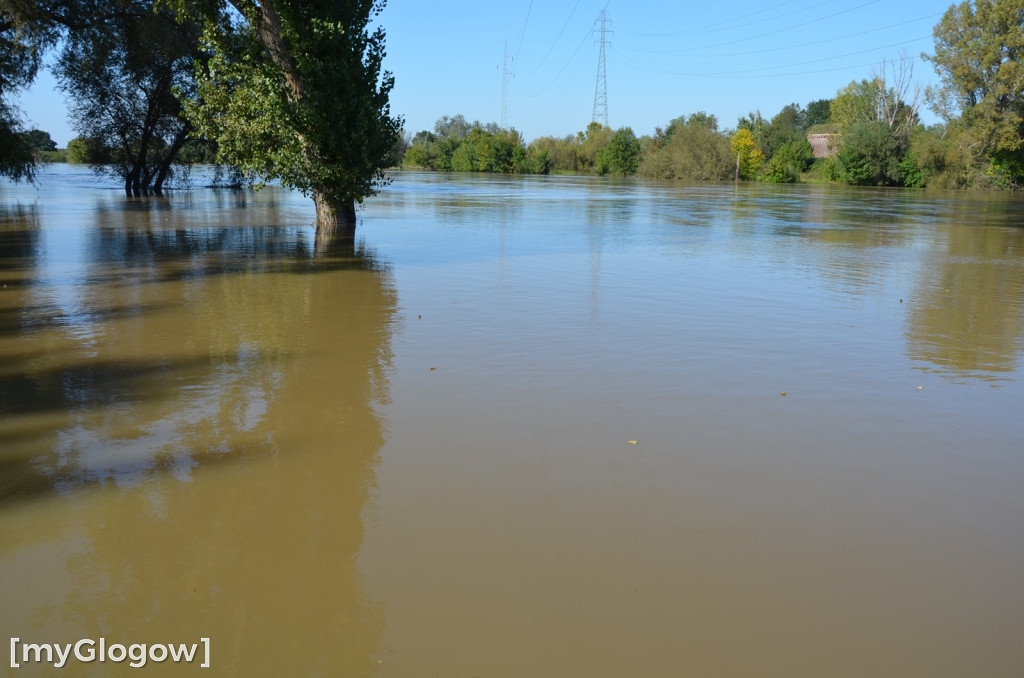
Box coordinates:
[639,113,733,181]
[828,55,925,187]
[837,120,906,186]
[576,121,612,172]
[729,128,765,180]
[56,3,203,194]
[175,0,403,233]
[3,0,211,192]
[924,0,1024,185]
[596,127,640,177]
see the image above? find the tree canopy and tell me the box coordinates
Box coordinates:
[0,10,47,180]
[925,0,1024,183]
[2,0,207,191]
[596,127,640,177]
[174,0,403,231]
[56,1,202,193]
[639,112,732,181]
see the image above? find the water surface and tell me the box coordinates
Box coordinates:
[2,166,1023,676]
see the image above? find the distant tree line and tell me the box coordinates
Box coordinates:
[402,105,823,184]
[401,1,1024,191]
[400,115,642,177]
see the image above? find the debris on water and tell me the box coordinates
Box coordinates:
[429,367,436,371]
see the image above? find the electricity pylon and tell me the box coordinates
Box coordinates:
[501,40,514,129]
[592,10,611,126]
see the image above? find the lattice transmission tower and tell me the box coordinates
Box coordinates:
[592,9,612,126]
[501,40,514,129]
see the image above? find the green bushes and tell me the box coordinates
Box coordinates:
[836,121,906,186]
[402,118,530,173]
[596,127,640,176]
[639,113,733,181]
[402,117,625,176]
[763,140,814,183]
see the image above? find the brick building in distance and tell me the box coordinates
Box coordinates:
[806,124,839,158]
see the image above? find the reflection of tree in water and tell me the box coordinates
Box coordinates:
[0,205,46,500]
[0,201,395,672]
[0,204,40,276]
[0,204,41,334]
[85,193,317,282]
[728,185,915,295]
[906,216,1024,379]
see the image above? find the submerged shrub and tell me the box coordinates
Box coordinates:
[639,119,732,181]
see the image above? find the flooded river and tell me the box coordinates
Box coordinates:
[2,166,1023,676]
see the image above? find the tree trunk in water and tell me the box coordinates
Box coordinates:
[153,123,192,194]
[125,161,142,196]
[314,219,357,261]
[314,191,356,234]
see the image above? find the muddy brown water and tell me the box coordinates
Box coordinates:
[2,166,1023,676]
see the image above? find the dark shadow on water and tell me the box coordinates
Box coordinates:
[0,354,223,417]
[8,300,179,334]
[0,353,268,507]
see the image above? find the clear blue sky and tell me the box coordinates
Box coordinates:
[17,0,950,147]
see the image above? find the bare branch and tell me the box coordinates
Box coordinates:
[872,51,924,136]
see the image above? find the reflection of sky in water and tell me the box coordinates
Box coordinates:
[44,344,283,492]
[34,214,100,350]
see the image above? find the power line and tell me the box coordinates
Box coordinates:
[522,0,583,78]
[544,62,593,137]
[616,35,930,79]
[620,0,883,56]
[632,0,813,39]
[617,12,941,58]
[524,24,592,97]
[513,0,534,63]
